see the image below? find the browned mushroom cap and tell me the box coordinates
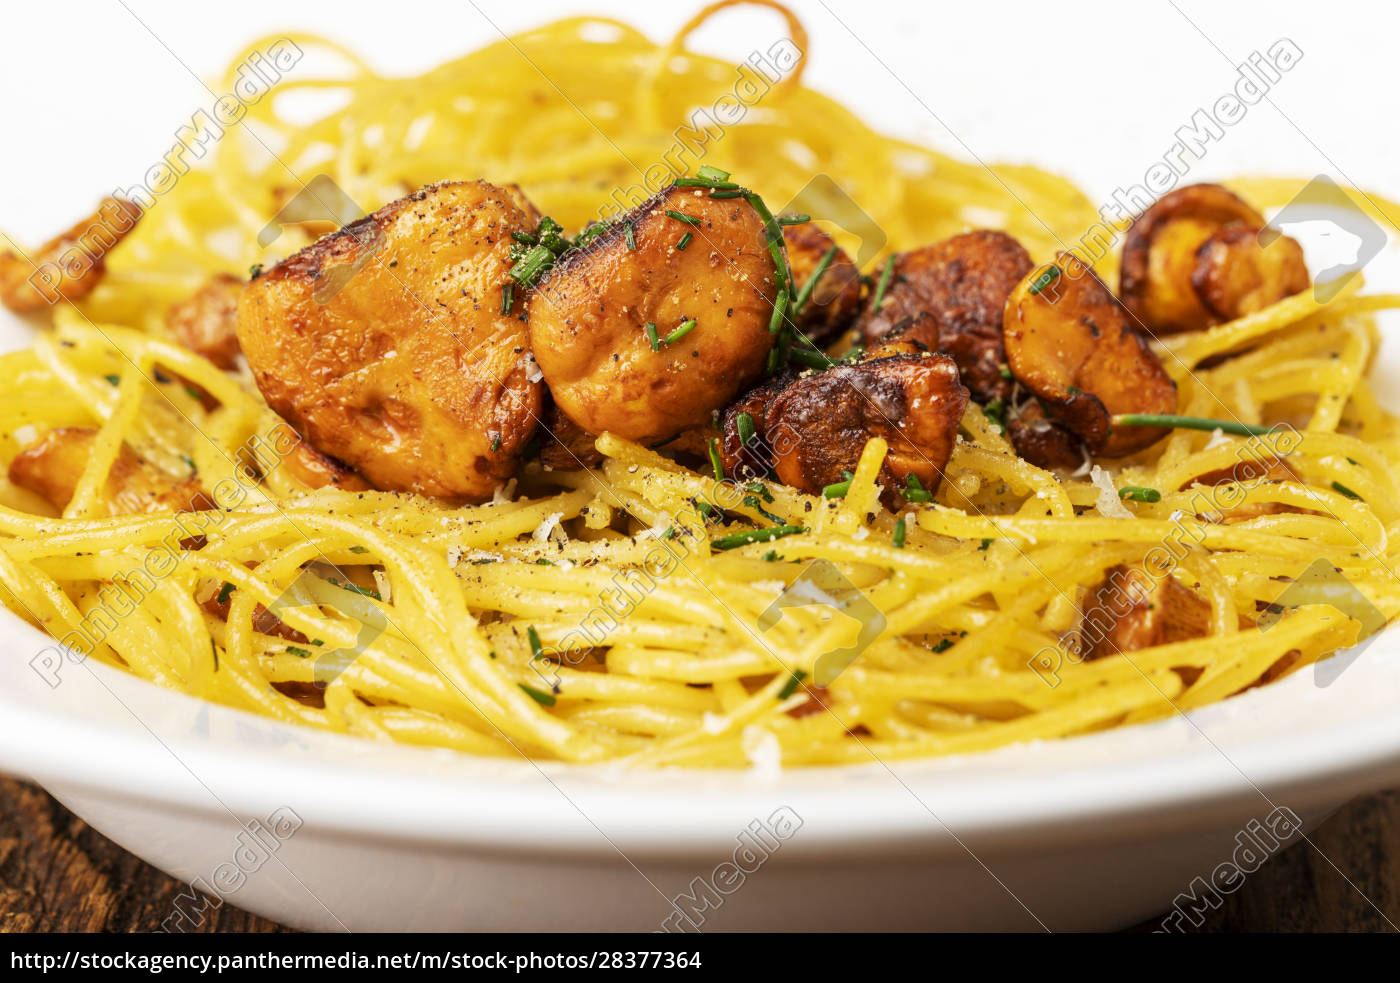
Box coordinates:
[781,223,862,347]
[1003,253,1177,457]
[237,180,543,502]
[1076,565,1210,661]
[527,184,777,446]
[0,198,142,313]
[859,230,1032,405]
[282,441,371,491]
[765,352,968,505]
[1191,225,1310,322]
[1006,402,1084,471]
[1120,183,1309,334]
[8,427,210,516]
[538,401,603,471]
[718,367,798,479]
[167,273,245,370]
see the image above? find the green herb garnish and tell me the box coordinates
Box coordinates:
[710,525,806,550]
[892,517,907,548]
[1118,486,1162,503]
[777,669,807,700]
[519,683,556,707]
[871,256,896,311]
[665,319,697,345]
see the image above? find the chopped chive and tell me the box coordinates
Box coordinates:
[183,385,203,400]
[511,230,538,246]
[285,646,312,658]
[789,347,833,371]
[1110,414,1274,438]
[708,437,724,481]
[744,192,789,294]
[978,538,993,550]
[983,398,1006,429]
[660,526,676,540]
[1000,366,1013,380]
[777,213,811,226]
[822,479,851,499]
[1118,486,1162,503]
[349,545,370,554]
[331,579,381,601]
[932,638,955,653]
[710,525,806,551]
[535,558,555,566]
[708,188,747,199]
[104,374,120,386]
[665,319,697,345]
[892,517,907,548]
[871,256,896,311]
[696,165,731,182]
[903,473,932,504]
[743,495,783,523]
[248,263,264,279]
[675,176,738,190]
[664,209,702,226]
[645,321,660,352]
[676,231,693,251]
[499,283,514,316]
[736,411,756,447]
[490,432,502,452]
[1027,265,1061,296]
[1332,480,1361,500]
[527,625,545,661]
[745,480,774,503]
[519,683,556,707]
[509,243,555,287]
[762,549,779,561]
[181,454,197,473]
[624,223,636,251]
[768,288,789,334]
[216,582,234,605]
[777,669,807,700]
[792,246,838,315]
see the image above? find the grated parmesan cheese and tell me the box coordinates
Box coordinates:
[1090,465,1134,519]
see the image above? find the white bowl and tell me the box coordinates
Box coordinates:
[3,601,1399,932]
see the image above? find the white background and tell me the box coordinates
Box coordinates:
[1,0,1396,242]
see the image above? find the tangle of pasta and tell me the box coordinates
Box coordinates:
[1,3,1399,767]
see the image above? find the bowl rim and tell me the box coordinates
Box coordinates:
[4,605,1400,862]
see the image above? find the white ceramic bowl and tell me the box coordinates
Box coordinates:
[3,600,1400,932]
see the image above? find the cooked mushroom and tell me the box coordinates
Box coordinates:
[1005,402,1084,471]
[781,222,862,347]
[237,180,543,502]
[281,441,371,491]
[167,273,244,370]
[859,230,1032,404]
[1120,183,1309,335]
[1077,564,1210,661]
[0,198,142,313]
[8,427,209,516]
[718,367,798,479]
[764,351,969,505]
[538,401,603,471]
[1003,253,1177,457]
[526,184,777,445]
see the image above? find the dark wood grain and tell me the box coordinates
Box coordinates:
[1,775,1396,932]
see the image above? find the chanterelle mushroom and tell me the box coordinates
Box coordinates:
[526,184,777,446]
[1003,253,1177,457]
[1119,183,1309,335]
[237,180,543,502]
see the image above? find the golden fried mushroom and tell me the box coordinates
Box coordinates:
[1119,183,1308,335]
[1191,224,1310,322]
[237,180,542,501]
[859,230,1032,404]
[781,222,862,347]
[282,441,371,491]
[0,198,142,313]
[1005,402,1084,472]
[8,427,209,516]
[1077,565,1210,661]
[718,367,797,479]
[1003,253,1177,457]
[527,184,777,445]
[167,273,245,370]
[765,352,968,505]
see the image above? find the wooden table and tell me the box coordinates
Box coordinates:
[1,776,1396,932]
